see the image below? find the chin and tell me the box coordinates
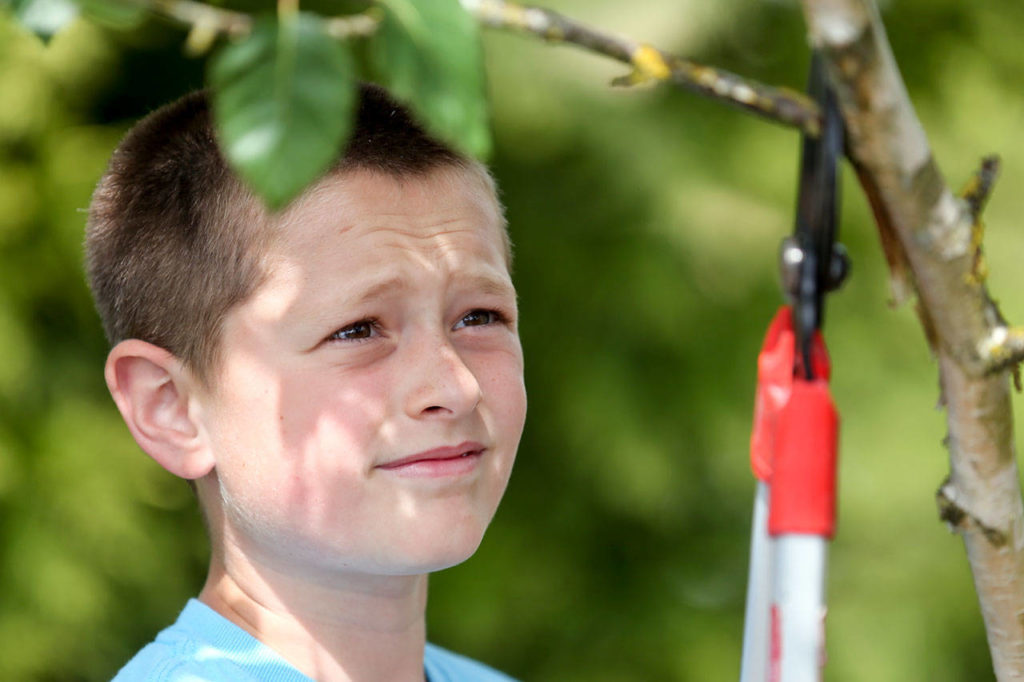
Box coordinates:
[387,522,490,576]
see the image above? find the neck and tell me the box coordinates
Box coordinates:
[199,549,429,682]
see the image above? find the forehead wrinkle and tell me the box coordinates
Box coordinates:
[337,270,514,321]
[257,168,510,323]
[274,166,508,262]
[350,275,413,308]
[377,223,490,251]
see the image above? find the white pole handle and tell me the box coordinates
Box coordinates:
[770,535,828,682]
[740,482,772,682]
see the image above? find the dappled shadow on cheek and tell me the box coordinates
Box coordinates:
[270,371,489,574]
[275,373,386,527]
[250,278,435,573]
[225,174,517,579]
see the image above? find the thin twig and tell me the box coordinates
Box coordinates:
[324,12,379,39]
[960,157,1001,289]
[980,325,1024,375]
[961,155,1001,223]
[135,0,378,42]
[149,0,251,38]
[115,0,818,134]
[460,0,822,136]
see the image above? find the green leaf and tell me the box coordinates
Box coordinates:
[9,0,79,41]
[372,0,491,159]
[210,13,357,210]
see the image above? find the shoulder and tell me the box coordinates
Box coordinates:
[112,646,230,682]
[111,628,228,682]
[111,600,311,682]
[424,643,518,682]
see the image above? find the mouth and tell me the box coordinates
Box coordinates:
[377,442,486,477]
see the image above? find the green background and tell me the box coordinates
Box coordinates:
[2,0,1023,679]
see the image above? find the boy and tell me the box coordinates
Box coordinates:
[86,84,526,681]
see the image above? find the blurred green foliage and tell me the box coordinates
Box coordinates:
[1,0,1023,679]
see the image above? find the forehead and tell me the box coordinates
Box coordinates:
[272,167,506,264]
[232,168,511,324]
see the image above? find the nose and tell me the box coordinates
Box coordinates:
[400,332,482,420]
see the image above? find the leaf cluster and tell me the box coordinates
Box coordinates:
[4,0,492,208]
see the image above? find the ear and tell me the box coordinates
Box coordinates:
[105,339,215,480]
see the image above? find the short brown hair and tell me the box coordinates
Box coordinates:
[86,84,504,387]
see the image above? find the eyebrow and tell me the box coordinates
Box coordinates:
[457,273,517,298]
[351,276,411,307]
[346,272,515,309]
[354,270,512,301]
[290,270,518,348]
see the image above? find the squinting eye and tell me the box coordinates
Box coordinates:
[455,309,503,329]
[329,320,377,342]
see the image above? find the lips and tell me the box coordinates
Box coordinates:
[377,442,486,474]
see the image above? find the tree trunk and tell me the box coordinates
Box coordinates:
[802,0,1024,677]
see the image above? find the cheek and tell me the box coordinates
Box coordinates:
[251,375,395,527]
[212,371,391,543]
[274,369,388,460]
[478,350,527,439]
[209,363,389,503]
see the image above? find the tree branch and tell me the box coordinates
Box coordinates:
[105,0,821,134]
[801,0,1024,678]
[460,0,822,136]
[148,0,251,38]
[130,0,379,43]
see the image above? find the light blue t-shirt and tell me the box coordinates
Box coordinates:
[112,599,515,682]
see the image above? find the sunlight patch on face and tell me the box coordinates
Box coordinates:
[248,260,305,326]
[277,166,508,267]
[196,163,525,581]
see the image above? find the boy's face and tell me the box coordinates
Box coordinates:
[195,168,525,580]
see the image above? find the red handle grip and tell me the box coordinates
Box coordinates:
[768,380,838,538]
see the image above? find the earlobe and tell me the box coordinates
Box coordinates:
[105,339,215,480]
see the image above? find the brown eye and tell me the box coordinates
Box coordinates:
[455,309,501,329]
[329,320,377,341]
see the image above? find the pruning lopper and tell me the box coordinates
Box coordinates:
[739,51,849,682]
